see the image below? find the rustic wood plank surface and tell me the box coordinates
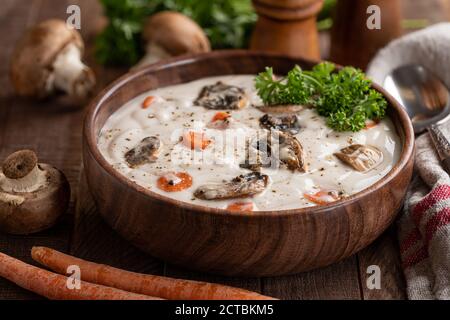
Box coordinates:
[0,0,75,300]
[358,226,406,300]
[73,173,164,275]
[0,0,125,300]
[1,0,446,300]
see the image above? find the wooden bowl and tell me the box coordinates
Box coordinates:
[83,51,414,276]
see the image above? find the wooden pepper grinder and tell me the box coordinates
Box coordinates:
[330,0,402,70]
[250,0,324,60]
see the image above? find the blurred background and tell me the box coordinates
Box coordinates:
[89,0,450,67]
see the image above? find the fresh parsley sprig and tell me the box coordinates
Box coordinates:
[255,62,387,132]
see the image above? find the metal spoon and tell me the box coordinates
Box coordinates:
[384,65,450,173]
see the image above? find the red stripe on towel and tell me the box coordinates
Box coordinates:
[402,246,429,270]
[400,228,422,254]
[424,207,450,246]
[412,185,450,225]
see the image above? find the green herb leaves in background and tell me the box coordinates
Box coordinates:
[96,0,257,66]
[255,62,387,132]
[95,0,337,66]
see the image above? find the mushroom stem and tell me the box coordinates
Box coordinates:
[0,192,25,206]
[1,165,47,193]
[134,43,172,69]
[133,11,211,70]
[50,43,95,100]
[0,150,71,235]
[1,150,48,193]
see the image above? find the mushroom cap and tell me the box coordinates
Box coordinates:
[10,19,84,98]
[0,164,70,235]
[257,105,305,114]
[2,150,38,179]
[143,11,211,56]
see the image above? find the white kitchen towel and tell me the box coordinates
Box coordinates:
[367,23,450,300]
[367,23,450,89]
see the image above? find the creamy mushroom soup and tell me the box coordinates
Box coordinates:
[98,75,401,211]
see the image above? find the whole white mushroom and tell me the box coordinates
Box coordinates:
[135,11,211,69]
[10,19,96,103]
[0,150,70,235]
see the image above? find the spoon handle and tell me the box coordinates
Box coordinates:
[428,124,450,175]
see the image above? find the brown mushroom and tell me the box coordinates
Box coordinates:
[10,19,96,103]
[0,150,70,235]
[135,11,211,68]
[259,114,301,134]
[240,132,273,171]
[276,132,308,172]
[195,82,248,110]
[256,105,305,114]
[125,137,163,168]
[334,144,384,172]
[241,131,307,172]
[194,172,269,200]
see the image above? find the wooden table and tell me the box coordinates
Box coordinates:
[1,0,445,300]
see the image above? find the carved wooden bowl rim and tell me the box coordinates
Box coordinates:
[84,50,415,218]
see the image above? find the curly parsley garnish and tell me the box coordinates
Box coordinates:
[255,62,387,132]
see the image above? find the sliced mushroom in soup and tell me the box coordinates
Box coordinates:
[125,136,162,168]
[334,144,384,172]
[259,114,301,134]
[194,172,269,201]
[195,81,248,110]
[275,132,308,172]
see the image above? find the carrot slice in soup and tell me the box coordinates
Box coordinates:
[226,202,254,212]
[364,120,379,130]
[142,96,156,109]
[157,172,193,192]
[209,112,231,129]
[183,131,212,150]
[212,112,231,122]
[304,190,341,205]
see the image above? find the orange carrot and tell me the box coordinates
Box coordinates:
[364,119,379,130]
[212,112,230,122]
[142,96,156,109]
[304,190,341,205]
[32,247,276,300]
[226,202,254,212]
[209,112,231,129]
[183,131,212,150]
[0,251,160,300]
[157,172,193,192]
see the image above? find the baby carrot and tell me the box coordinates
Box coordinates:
[32,247,276,300]
[0,251,159,300]
[157,172,193,192]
